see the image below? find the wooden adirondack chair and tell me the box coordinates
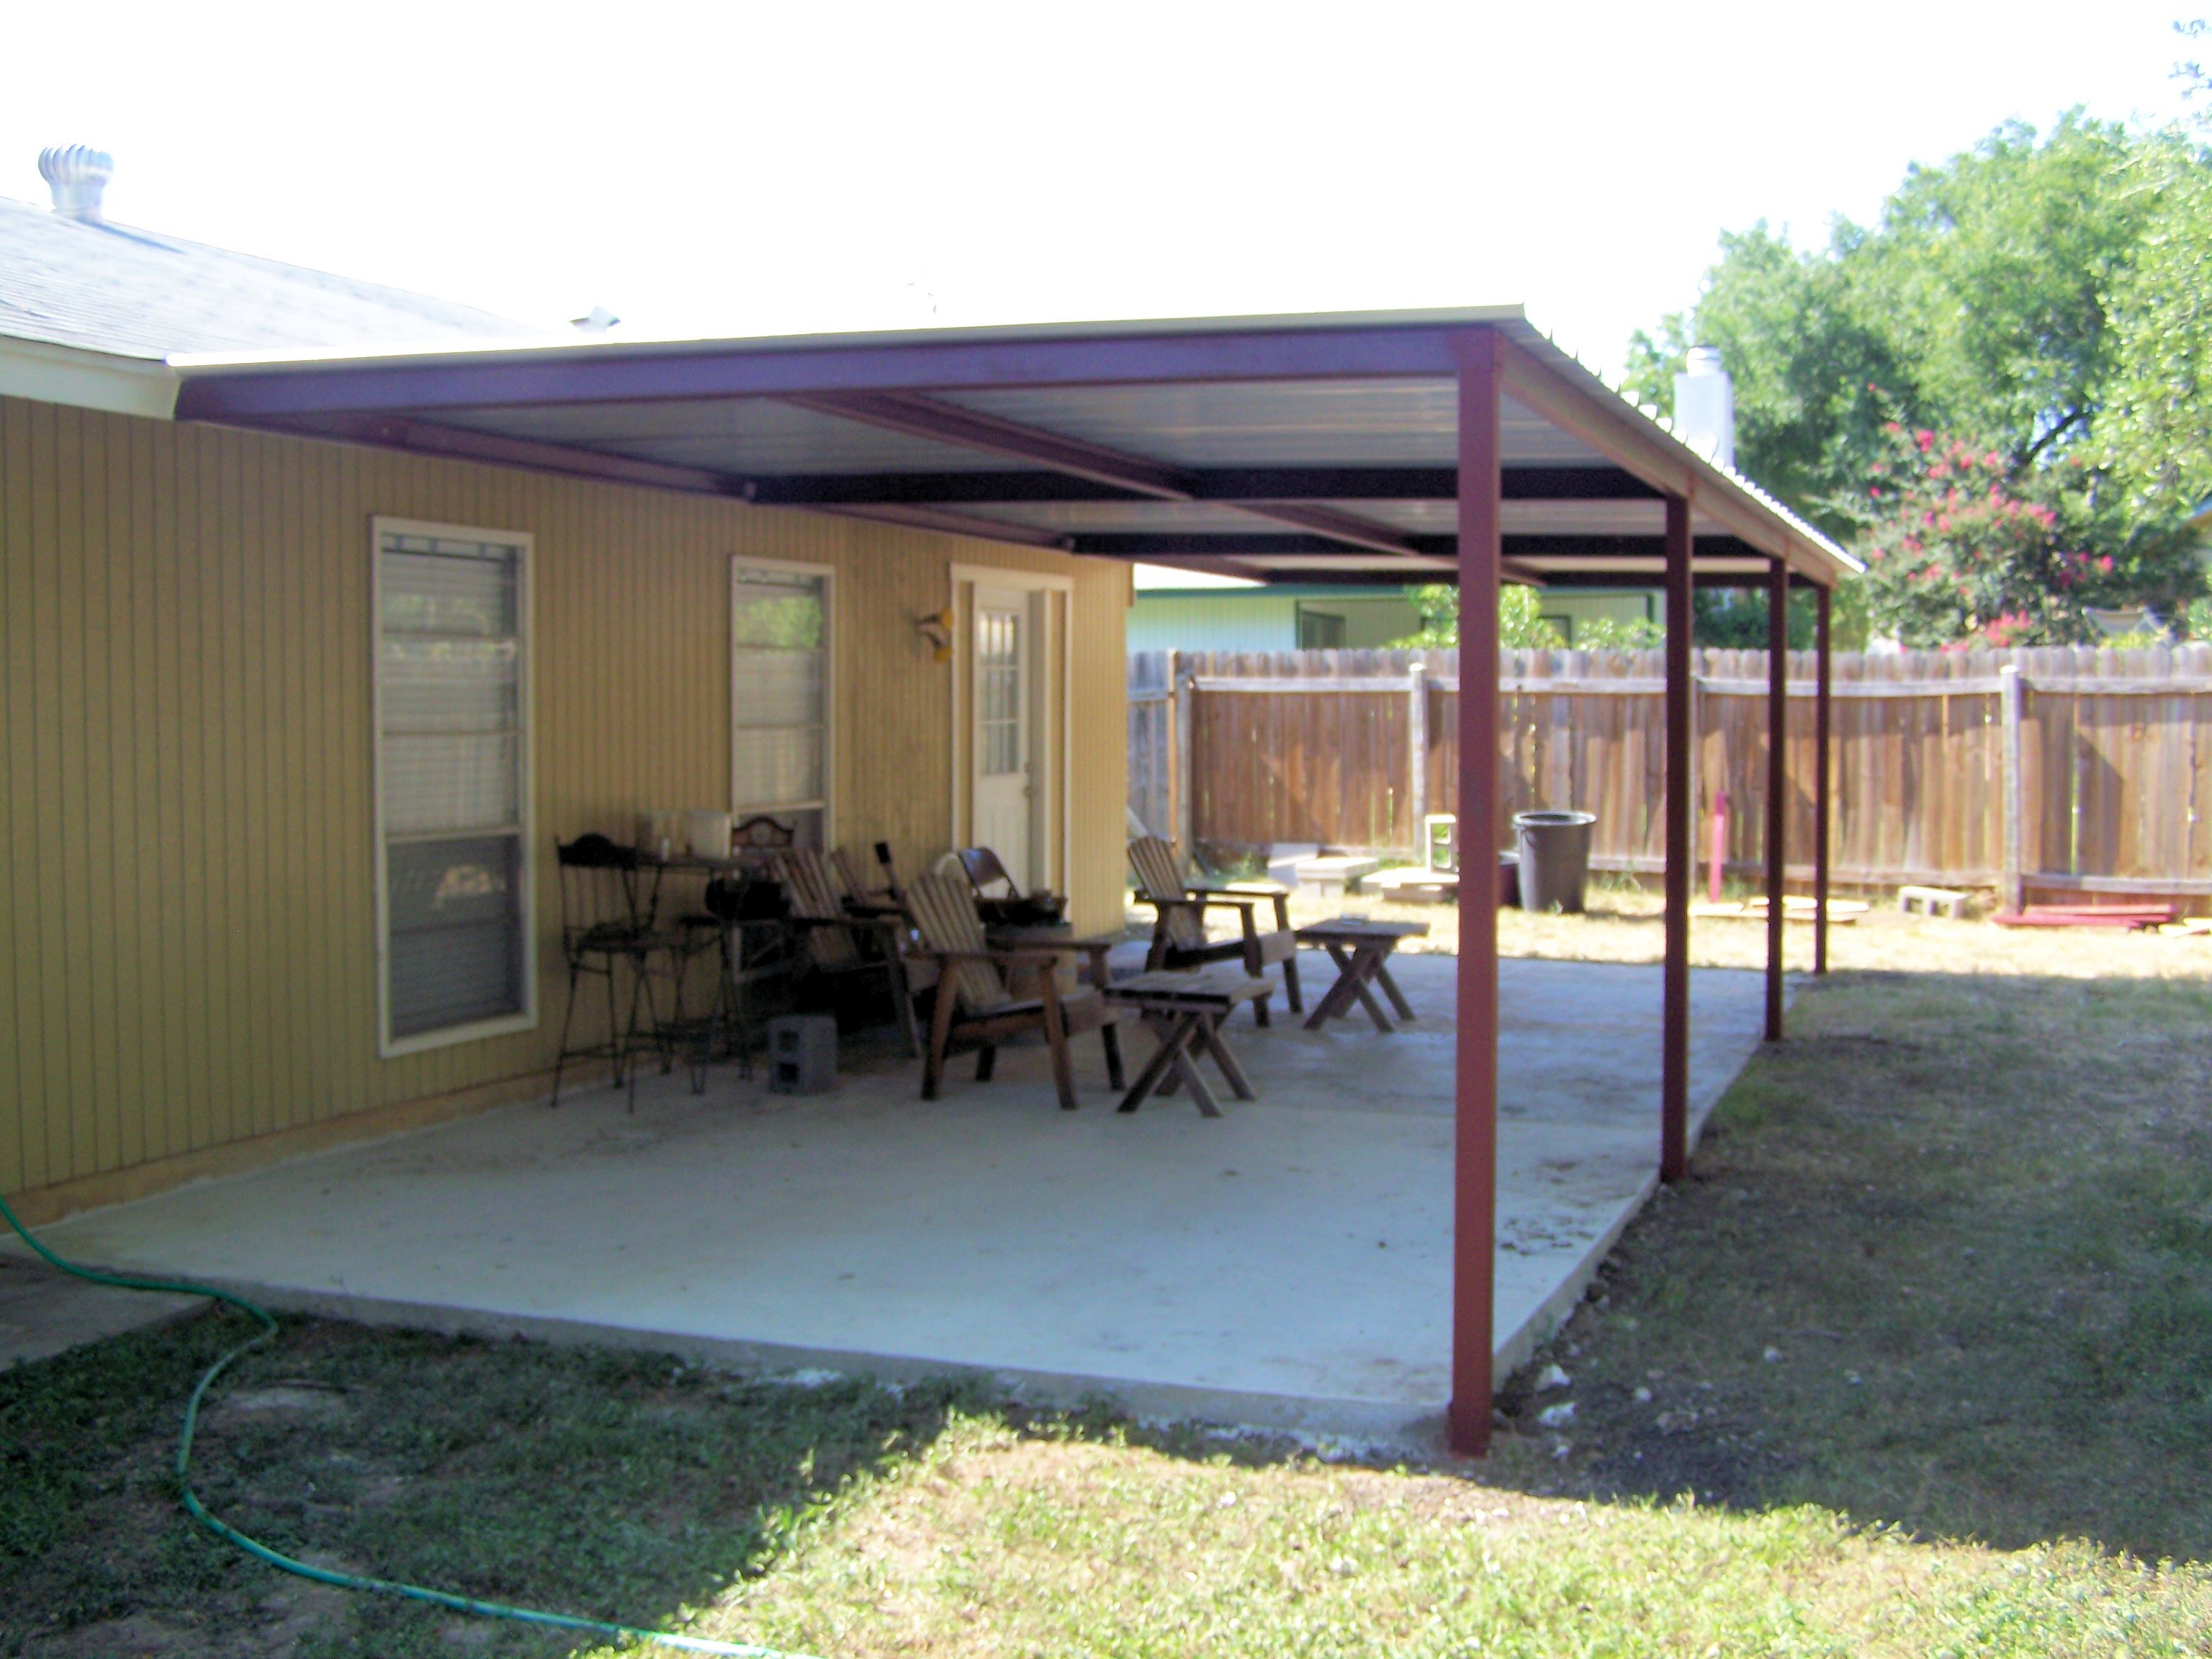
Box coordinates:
[905,871,1124,1111]
[769,848,920,1056]
[1125,836,1301,1021]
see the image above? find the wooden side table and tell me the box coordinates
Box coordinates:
[984,925,1122,996]
[1293,918,1429,1033]
[1100,968,1273,1115]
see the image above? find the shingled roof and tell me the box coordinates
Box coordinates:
[0,192,540,360]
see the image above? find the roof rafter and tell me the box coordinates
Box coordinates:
[740,465,1661,508]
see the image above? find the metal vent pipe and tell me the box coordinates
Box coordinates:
[1672,344,1735,470]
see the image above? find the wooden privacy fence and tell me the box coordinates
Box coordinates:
[1128,645,2212,902]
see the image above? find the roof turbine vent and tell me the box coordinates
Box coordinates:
[39,145,114,222]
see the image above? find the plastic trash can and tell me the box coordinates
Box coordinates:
[1512,810,1597,913]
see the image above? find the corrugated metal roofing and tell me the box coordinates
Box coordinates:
[940,382,1599,468]
[0,193,540,359]
[431,396,1019,475]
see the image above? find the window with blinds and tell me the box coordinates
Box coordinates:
[373,520,535,1053]
[731,560,832,849]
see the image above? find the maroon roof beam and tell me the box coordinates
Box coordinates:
[742,466,1661,505]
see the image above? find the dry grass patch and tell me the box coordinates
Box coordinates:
[686,1421,2212,1658]
[1223,881,2212,978]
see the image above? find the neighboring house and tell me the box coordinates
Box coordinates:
[1128,571,1426,652]
[1,153,1129,1220]
[1128,566,1658,652]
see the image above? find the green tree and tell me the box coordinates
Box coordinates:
[1628,112,2212,637]
[1393,583,1568,649]
[1871,116,2153,464]
[2094,135,2212,521]
[1626,223,1899,536]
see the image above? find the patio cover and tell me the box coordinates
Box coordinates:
[171,306,1856,1455]
[172,306,1851,590]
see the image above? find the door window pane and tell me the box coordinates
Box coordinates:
[979,608,1022,778]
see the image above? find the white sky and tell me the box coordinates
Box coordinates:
[1,1,2200,381]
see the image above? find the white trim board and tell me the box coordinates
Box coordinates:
[0,335,179,419]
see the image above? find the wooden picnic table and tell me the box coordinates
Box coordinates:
[1099,967,1273,1116]
[1294,918,1429,1033]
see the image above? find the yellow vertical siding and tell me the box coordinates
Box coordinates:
[0,395,1130,1202]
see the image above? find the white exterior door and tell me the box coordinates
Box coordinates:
[971,587,1035,889]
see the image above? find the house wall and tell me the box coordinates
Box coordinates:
[1127,590,1424,653]
[0,394,1130,1208]
[1534,590,1660,644]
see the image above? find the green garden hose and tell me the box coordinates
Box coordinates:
[1,1187,808,1658]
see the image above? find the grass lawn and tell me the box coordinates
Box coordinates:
[5,921,2209,1655]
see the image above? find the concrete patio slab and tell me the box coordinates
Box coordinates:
[9,958,1768,1443]
[0,1253,206,1370]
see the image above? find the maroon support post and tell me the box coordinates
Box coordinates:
[1814,583,1832,975]
[1448,328,1503,1458]
[1660,493,1693,1184]
[1765,559,1789,1041]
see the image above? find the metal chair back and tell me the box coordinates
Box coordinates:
[556,833,651,954]
[958,845,1021,899]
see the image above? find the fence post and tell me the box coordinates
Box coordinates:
[2000,662,2024,913]
[1689,662,1704,882]
[1407,657,1428,853]
[1172,650,1195,858]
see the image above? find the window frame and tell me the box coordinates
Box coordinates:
[370,515,539,1058]
[729,555,836,847]
[1295,603,1347,650]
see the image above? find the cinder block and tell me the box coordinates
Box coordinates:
[766,1014,837,1094]
[1897,884,1969,920]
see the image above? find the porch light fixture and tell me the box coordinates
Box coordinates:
[914,605,953,661]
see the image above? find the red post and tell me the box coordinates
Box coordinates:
[1814,583,1832,975]
[1661,493,1693,1184]
[1765,559,1789,1041]
[1448,327,1502,1457]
